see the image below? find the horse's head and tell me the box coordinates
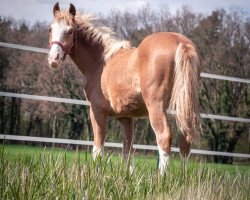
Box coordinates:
[48,2,77,69]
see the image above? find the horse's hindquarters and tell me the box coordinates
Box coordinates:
[136,32,199,174]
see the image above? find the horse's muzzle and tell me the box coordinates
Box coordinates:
[48,51,62,69]
[48,57,60,69]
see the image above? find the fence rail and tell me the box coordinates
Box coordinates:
[0,134,250,158]
[1,134,250,158]
[0,92,250,123]
[0,91,250,123]
[0,41,250,84]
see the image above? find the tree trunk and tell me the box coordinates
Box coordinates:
[16,98,21,135]
[8,97,17,135]
[26,113,33,137]
[0,98,6,135]
[52,115,58,148]
[248,128,250,154]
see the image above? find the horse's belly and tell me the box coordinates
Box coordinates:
[109,91,148,117]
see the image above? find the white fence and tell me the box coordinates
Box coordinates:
[0,91,249,123]
[1,134,250,158]
[0,42,250,159]
[1,42,250,84]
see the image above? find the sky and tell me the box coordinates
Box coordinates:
[0,0,249,24]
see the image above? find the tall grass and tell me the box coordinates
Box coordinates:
[0,146,249,200]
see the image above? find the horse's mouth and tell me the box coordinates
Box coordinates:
[50,62,59,69]
[48,58,60,69]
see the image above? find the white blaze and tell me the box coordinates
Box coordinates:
[48,21,68,65]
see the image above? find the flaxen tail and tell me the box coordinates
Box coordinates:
[169,42,201,141]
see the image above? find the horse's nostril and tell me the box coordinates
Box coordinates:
[55,53,59,60]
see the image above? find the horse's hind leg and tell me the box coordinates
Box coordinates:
[150,107,171,174]
[179,133,191,160]
[142,88,172,174]
[117,117,134,171]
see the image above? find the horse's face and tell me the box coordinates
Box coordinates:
[48,3,76,69]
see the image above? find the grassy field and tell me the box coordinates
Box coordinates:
[0,144,249,199]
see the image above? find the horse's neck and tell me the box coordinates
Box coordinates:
[70,39,104,78]
[70,38,106,100]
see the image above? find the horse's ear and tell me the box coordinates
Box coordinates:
[53,2,60,16]
[69,3,76,17]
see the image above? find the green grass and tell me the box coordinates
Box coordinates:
[0,144,249,199]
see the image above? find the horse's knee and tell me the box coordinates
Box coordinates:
[179,134,191,160]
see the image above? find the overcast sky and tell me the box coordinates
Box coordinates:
[0,0,249,24]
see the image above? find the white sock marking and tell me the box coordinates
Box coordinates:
[158,146,170,175]
[93,145,104,160]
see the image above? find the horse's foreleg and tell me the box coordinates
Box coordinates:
[90,107,107,160]
[118,117,134,172]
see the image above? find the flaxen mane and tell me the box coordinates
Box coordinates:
[74,12,132,61]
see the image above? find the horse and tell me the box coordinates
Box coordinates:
[48,3,201,174]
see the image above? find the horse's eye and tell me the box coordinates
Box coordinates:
[49,27,52,33]
[68,29,73,34]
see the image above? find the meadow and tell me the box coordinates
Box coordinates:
[0,144,249,200]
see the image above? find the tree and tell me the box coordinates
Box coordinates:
[194,9,250,163]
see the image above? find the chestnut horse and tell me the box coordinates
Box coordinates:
[48,3,201,174]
